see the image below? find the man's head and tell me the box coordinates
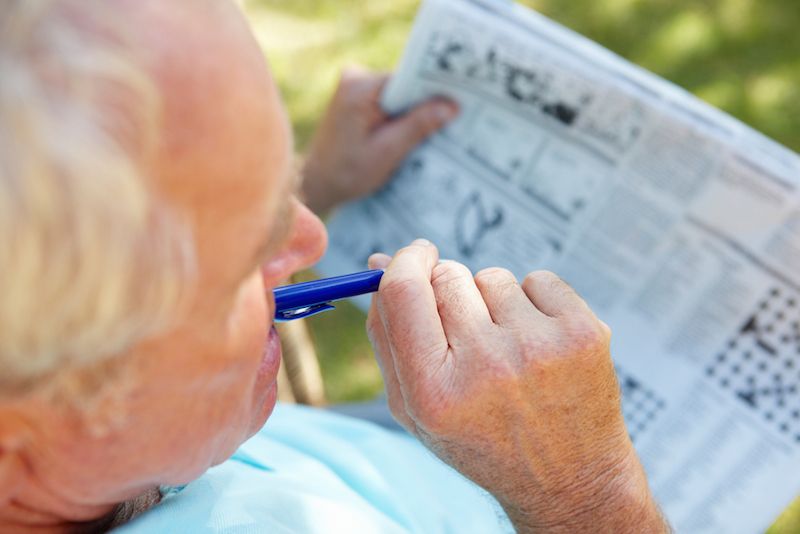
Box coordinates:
[0,0,326,526]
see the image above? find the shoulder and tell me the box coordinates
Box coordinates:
[114,404,510,533]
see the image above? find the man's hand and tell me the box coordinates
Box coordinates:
[302,68,458,214]
[366,241,669,533]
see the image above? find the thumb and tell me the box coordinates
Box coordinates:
[370,99,459,176]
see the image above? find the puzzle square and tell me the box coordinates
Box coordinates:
[616,365,666,443]
[706,287,800,442]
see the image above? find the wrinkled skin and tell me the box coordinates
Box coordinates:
[367,244,668,532]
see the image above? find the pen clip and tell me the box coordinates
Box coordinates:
[275,302,336,322]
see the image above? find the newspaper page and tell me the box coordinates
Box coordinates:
[317,0,800,531]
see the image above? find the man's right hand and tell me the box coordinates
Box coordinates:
[366,240,669,533]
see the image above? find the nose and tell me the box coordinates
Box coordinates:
[261,197,328,290]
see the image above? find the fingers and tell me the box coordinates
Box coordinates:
[431,261,493,346]
[474,268,546,325]
[368,242,446,433]
[369,98,459,178]
[366,293,418,434]
[368,250,421,433]
[338,68,390,106]
[521,271,593,318]
[375,240,449,389]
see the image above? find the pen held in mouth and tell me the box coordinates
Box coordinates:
[273,269,384,322]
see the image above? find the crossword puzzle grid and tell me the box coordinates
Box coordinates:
[706,287,800,442]
[617,366,666,443]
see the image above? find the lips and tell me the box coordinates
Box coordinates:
[249,326,282,432]
[258,326,282,382]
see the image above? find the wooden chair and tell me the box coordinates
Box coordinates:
[276,319,326,406]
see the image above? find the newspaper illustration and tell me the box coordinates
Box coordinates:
[318,0,800,531]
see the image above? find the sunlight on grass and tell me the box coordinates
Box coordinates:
[593,0,641,20]
[695,77,741,111]
[640,10,718,69]
[751,73,793,113]
[718,0,757,35]
[749,69,800,136]
[246,0,418,146]
[768,498,800,534]
[250,10,338,52]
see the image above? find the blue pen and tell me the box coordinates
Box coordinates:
[273,269,384,321]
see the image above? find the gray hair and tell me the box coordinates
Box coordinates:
[0,0,194,394]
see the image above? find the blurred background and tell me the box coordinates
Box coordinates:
[243,0,799,531]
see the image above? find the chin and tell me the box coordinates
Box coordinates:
[245,326,282,436]
[248,376,278,437]
[206,377,278,470]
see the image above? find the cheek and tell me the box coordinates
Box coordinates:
[205,271,271,456]
[229,271,270,361]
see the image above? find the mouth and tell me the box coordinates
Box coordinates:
[258,326,282,381]
[249,326,282,432]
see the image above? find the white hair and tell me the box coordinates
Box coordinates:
[0,0,194,395]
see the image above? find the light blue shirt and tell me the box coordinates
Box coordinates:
[116,403,513,533]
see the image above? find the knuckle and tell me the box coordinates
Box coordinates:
[463,334,497,360]
[599,320,613,339]
[475,267,516,287]
[339,68,361,87]
[524,270,568,292]
[483,356,519,383]
[561,315,610,355]
[401,240,437,255]
[513,325,545,353]
[515,331,560,368]
[431,261,471,289]
[475,268,520,301]
[523,269,556,284]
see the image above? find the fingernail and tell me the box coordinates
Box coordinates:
[368,253,392,269]
[412,238,432,247]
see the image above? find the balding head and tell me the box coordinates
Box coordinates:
[0,0,293,395]
[0,1,326,528]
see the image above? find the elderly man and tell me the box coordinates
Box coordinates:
[0,0,670,532]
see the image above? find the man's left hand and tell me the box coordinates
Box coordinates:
[302,68,458,214]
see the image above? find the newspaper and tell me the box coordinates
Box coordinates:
[317,0,800,531]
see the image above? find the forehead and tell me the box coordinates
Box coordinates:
[130,0,293,280]
[145,0,291,186]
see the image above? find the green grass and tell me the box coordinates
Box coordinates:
[246,0,420,146]
[524,0,800,152]
[244,0,799,530]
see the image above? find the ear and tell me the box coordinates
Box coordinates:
[0,417,29,506]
